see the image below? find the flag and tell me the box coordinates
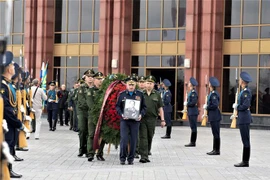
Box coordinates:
[40,61,45,82]
[41,62,48,109]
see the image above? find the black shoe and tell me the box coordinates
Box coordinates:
[26,137,30,140]
[69,127,73,130]
[234,161,249,167]
[128,161,134,165]
[96,155,105,161]
[65,124,69,126]
[13,155,24,161]
[16,148,29,151]
[60,124,63,126]
[146,159,150,162]
[10,170,22,178]
[49,128,52,131]
[52,128,56,131]
[161,135,171,139]
[139,159,147,163]
[120,161,125,165]
[77,153,84,157]
[185,143,196,147]
[207,150,220,155]
[148,152,152,155]
[35,138,39,140]
[135,154,139,159]
[88,156,94,162]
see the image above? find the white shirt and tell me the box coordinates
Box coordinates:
[31,85,47,109]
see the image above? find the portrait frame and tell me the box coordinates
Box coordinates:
[123,99,141,120]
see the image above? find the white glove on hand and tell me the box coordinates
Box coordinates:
[20,105,25,113]
[22,124,30,133]
[183,101,188,106]
[232,103,238,109]
[2,119,9,132]
[26,132,31,138]
[48,99,52,102]
[203,104,208,109]
[2,141,14,163]
[201,114,207,119]
[230,115,237,119]
[25,115,32,122]
[30,108,36,113]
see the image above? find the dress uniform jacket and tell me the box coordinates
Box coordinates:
[162,90,172,125]
[237,87,252,125]
[1,76,23,151]
[207,91,221,122]
[187,89,198,116]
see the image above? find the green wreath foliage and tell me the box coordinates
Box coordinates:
[91,73,127,145]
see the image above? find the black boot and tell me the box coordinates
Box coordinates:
[234,147,250,167]
[185,132,197,147]
[8,163,22,178]
[207,138,220,155]
[49,119,52,131]
[52,120,57,131]
[13,155,24,161]
[161,126,171,139]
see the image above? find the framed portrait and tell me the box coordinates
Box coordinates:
[123,99,141,120]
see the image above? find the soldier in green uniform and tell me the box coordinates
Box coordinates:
[139,75,166,163]
[77,69,95,157]
[71,79,83,132]
[86,72,106,161]
[135,76,146,158]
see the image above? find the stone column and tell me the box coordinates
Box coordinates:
[98,0,114,75]
[36,0,54,82]
[24,0,37,77]
[111,0,132,75]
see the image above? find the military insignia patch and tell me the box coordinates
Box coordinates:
[0,89,4,94]
[244,94,247,97]
[135,96,141,100]
[192,94,194,97]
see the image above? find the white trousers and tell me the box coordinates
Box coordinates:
[34,108,43,139]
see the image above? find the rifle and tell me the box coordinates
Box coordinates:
[0,0,13,179]
[181,82,188,120]
[230,69,239,128]
[201,75,208,126]
[18,49,28,148]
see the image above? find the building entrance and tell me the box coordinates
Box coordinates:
[146,69,183,120]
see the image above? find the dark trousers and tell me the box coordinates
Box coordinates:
[59,108,69,125]
[48,109,58,128]
[239,124,250,147]
[69,110,73,128]
[210,121,220,139]
[120,120,140,162]
[73,105,78,130]
[5,128,17,155]
[188,115,198,132]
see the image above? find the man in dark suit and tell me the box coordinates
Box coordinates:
[57,84,69,126]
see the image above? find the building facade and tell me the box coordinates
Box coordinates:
[1,0,270,125]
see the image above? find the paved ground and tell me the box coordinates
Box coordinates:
[13,118,270,180]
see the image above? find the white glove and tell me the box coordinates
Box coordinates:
[48,99,52,102]
[203,104,208,109]
[230,114,237,119]
[22,124,30,133]
[232,103,238,109]
[2,119,9,132]
[26,132,31,138]
[30,108,36,113]
[20,105,25,113]
[181,109,187,113]
[25,115,32,122]
[201,114,207,119]
[183,101,188,106]
[2,141,14,163]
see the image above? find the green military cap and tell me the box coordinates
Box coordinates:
[125,75,137,85]
[145,75,156,83]
[84,69,95,77]
[131,73,138,80]
[93,72,104,79]
[138,76,146,82]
